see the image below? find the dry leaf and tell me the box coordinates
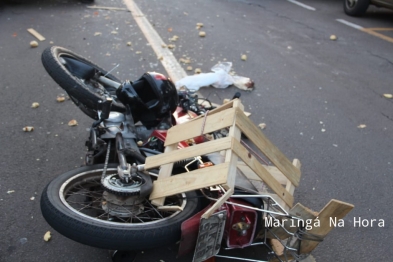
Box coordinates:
[194,68,202,74]
[43,231,51,242]
[157,56,163,60]
[167,44,175,49]
[111,31,118,34]
[135,51,142,54]
[199,31,206,37]
[23,126,34,132]
[196,23,204,30]
[383,94,392,99]
[68,120,78,126]
[94,32,102,36]
[167,28,173,32]
[330,35,337,41]
[31,102,40,108]
[30,41,38,48]
[258,123,266,130]
[241,54,247,61]
[56,96,65,102]
[186,66,193,71]
[126,42,132,46]
[357,124,366,129]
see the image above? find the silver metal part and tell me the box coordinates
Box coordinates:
[98,75,121,89]
[118,163,132,183]
[102,191,144,217]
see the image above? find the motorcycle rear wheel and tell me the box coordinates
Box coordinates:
[41,164,200,250]
[41,46,125,119]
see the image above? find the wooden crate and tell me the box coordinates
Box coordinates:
[144,99,301,217]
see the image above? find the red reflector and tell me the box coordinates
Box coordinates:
[154,73,167,80]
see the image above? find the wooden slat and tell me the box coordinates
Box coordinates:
[164,107,236,146]
[149,163,230,200]
[27,28,45,41]
[145,137,232,170]
[300,199,354,254]
[201,188,234,219]
[235,109,301,187]
[231,139,294,207]
[151,144,177,206]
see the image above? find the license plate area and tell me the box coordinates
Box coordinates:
[193,210,227,262]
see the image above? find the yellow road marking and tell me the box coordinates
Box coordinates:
[364,28,393,31]
[361,28,393,44]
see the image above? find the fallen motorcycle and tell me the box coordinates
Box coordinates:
[40,46,341,262]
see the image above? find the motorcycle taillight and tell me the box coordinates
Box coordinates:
[225,199,258,248]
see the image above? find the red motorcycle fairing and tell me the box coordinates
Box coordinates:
[178,198,258,257]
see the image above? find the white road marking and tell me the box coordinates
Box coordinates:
[123,0,187,82]
[287,0,316,11]
[336,19,364,30]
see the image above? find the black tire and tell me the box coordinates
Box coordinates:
[41,164,200,250]
[41,46,125,119]
[344,0,370,16]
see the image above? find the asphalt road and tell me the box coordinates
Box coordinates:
[0,0,392,261]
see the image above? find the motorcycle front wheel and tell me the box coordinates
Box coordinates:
[41,46,126,119]
[40,164,200,250]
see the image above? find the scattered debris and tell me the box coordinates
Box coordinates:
[94,32,102,36]
[30,41,39,48]
[357,124,366,129]
[23,126,34,132]
[383,94,392,99]
[169,35,179,42]
[7,190,15,194]
[196,23,204,30]
[127,41,132,46]
[186,66,193,71]
[179,58,191,64]
[330,35,337,41]
[49,41,54,44]
[158,56,163,60]
[199,31,206,37]
[241,54,247,61]
[137,141,143,146]
[31,102,40,108]
[27,28,45,41]
[56,96,66,102]
[161,44,167,48]
[321,129,326,132]
[43,231,51,242]
[167,28,173,32]
[30,197,35,201]
[287,46,292,50]
[258,123,267,130]
[68,120,78,126]
[167,44,175,49]
[194,68,202,74]
[111,31,118,35]
[135,51,142,54]
[333,144,338,147]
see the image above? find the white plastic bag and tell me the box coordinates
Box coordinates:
[175,62,254,91]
